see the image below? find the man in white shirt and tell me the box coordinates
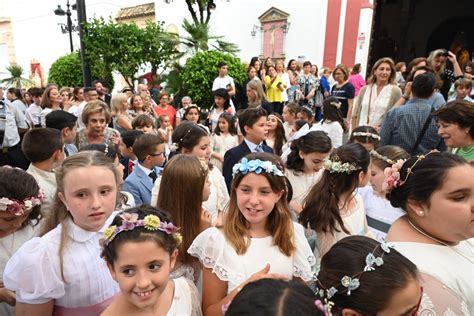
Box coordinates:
[212,61,236,108]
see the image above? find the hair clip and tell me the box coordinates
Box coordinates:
[330,101,341,109]
[364,253,384,271]
[341,276,360,295]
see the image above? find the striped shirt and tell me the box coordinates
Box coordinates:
[380,97,447,154]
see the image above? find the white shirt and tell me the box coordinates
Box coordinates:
[0,101,28,148]
[76,101,87,128]
[212,75,235,107]
[3,217,119,307]
[40,108,53,128]
[25,102,42,126]
[26,164,57,218]
[243,138,262,153]
[310,120,344,148]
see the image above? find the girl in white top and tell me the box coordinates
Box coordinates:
[282,102,299,140]
[208,89,234,132]
[310,97,346,148]
[359,146,409,241]
[101,207,202,316]
[3,151,121,316]
[210,112,239,173]
[285,130,332,214]
[188,153,316,315]
[266,113,287,156]
[0,168,43,316]
[300,143,373,257]
[386,151,474,313]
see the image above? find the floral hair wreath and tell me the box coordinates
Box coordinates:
[232,157,284,178]
[382,150,436,192]
[322,156,362,174]
[0,190,45,216]
[370,150,395,165]
[352,132,381,140]
[103,212,182,247]
[315,242,394,313]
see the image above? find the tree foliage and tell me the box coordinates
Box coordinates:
[83,18,180,88]
[1,64,33,88]
[181,51,246,108]
[48,52,114,88]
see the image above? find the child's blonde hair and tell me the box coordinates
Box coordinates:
[224,152,295,256]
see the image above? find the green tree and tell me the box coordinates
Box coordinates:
[48,52,114,88]
[1,64,33,88]
[181,51,246,108]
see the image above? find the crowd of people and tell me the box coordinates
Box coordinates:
[0,49,473,316]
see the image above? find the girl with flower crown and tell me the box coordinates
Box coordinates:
[0,167,44,316]
[358,145,410,241]
[300,143,373,257]
[101,206,202,316]
[3,151,120,315]
[310,97,347,148]
[188,152,316,315]
[348,125,381,151]
[386,151,474,313]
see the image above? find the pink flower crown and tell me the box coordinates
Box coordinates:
[0,190,45,216]
[103,212,182,246]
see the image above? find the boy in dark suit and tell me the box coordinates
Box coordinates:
[223,107,272,191]
[122,134,165,205]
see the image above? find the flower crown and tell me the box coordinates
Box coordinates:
[382,151,436,192]
[0,190,45,216]
[103,212,182,247]
[352,132,381,140]
[322,157,361,174]
[316,242,393,313]
[232,158,284,178]
[370,150,395,165]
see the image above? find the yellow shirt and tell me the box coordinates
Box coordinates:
[265,75,284,102]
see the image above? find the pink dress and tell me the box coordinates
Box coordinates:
[349,73,366,96]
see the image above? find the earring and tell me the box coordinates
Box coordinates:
[418,211,424,216]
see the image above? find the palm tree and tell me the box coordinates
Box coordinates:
[180,19,239,56]
[1,64,33,88]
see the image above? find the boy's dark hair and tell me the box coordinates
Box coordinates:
[302,61,312,68]
[213,112,238,136]
[30,87,44,98]
[121,130,144,148]
[132,114,154,129]
[83,86,96,94]
[45,110,77,131]
[454,78,472,90]
[21,128,63,163]
[7,88,22,99]
[238,107,268,137]
[217,61,227,69]
[411,72,436,99]
[133,133,164,161]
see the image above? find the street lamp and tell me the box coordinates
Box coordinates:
[54,0,75,52]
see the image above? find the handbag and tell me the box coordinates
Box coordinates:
[410,105,435,155]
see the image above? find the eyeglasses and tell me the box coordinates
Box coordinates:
[149,152,164,157]
[411,286,423,316]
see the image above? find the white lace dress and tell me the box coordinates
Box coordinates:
[188,222,316,293]
[167,276,202,316]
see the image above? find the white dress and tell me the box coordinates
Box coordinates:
[0,225,39,316]
[358,186,404,241]
[310,120,344,148]
[286,169,323,210]
[390,240,474,313]
[188,222,316,294]
[167,276,202,316]
[3,217,119,313]
[210,133,239,173]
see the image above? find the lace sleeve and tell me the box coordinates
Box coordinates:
[184,278,203,316]
[419,273,470,315]
[292,222,317,282]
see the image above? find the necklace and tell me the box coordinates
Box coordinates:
[406,218,474,264]
[0,231,16,258]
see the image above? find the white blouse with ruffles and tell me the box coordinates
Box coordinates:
[188,221,316,294]
[3,217,119,308]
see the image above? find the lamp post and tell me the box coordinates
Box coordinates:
[54,0,75,52]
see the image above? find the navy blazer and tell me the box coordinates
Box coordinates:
[122,164,161,206]
[223,141,273,192]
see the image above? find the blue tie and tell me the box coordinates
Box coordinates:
[255,144,264,153]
